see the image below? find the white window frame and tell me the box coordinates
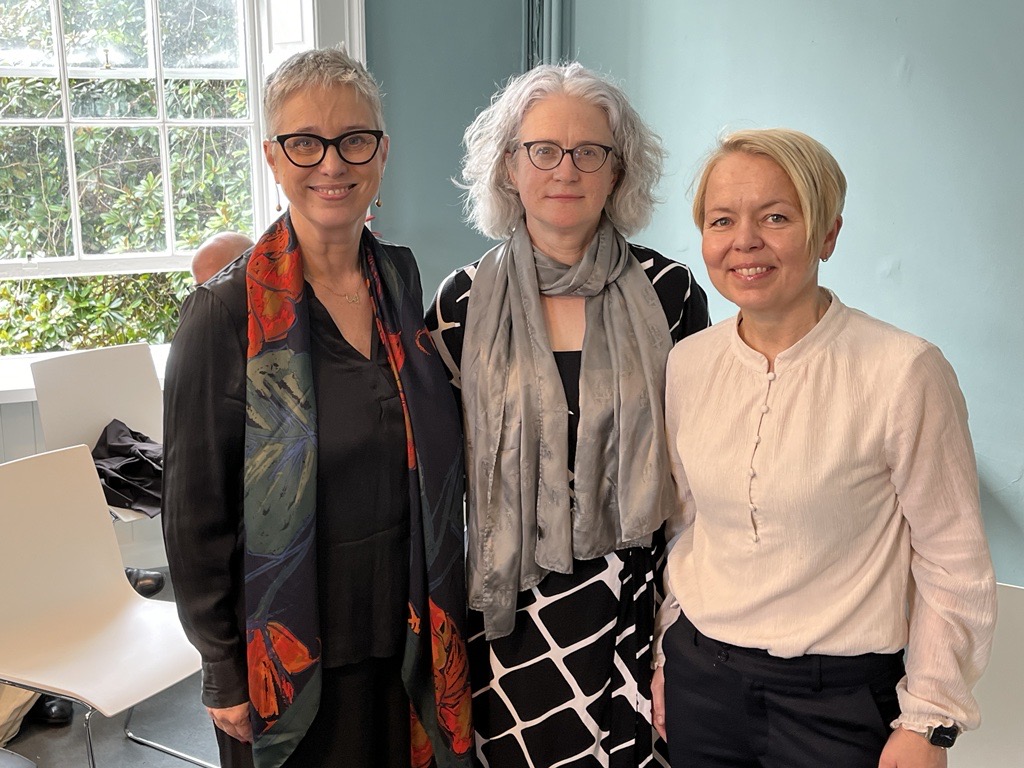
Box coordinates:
[0,0,364,279]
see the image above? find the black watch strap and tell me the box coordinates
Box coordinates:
[926,725,959,749]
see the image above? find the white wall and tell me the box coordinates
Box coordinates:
[573,0,1024,586]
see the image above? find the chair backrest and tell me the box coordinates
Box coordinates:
[31,343,163,451]
[0,445,201,718]
[950,582,1024,767]
[0,445,136,622]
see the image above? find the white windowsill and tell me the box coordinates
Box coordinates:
[0,344,170,405]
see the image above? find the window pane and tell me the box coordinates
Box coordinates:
[61,0,149,69]
[0,126,72,260]
[0,76,62,119]
[169,125,254,248]
[69,76,157,118]
[160,0,243,70]
[0,0,55,68]
[74,126,165,253]
[165,77,248,120]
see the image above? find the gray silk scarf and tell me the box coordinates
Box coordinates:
[461,216,674,639]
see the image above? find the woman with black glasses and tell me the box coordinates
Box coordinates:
[163,48,472,768]
[426,62,709,767]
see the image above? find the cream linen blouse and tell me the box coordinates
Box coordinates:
[658,291,996,733]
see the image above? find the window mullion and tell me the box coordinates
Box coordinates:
[49,0,84,264]
[248,0,270,235]
[150,0,176,256]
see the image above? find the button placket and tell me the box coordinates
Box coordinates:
[747,370,775,542]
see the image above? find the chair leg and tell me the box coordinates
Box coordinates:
[122,706,218,768]
[82,709,97,768]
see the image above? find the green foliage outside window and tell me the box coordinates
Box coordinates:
[0,0,253,354]
[0,272,192,355]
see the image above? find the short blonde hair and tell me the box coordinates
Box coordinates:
[461,62,665,240]
[692,128,846,257]
[263,47,385,138]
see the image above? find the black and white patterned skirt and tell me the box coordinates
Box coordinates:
[467,542,668,768]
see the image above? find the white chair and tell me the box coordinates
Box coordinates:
[950,582,1024,767]
[31,343,163,523]
[0,446,214,768]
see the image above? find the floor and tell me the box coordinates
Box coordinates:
[3,568,221,768]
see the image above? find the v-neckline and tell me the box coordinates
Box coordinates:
[308,285,377,362]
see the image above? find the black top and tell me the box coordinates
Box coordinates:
[307,291,409,668]
[553,350,582,473]
[426,241,711,542]
[162,239,421,708]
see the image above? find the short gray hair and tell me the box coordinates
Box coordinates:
[263,47,385,138]
[460,62,664,240]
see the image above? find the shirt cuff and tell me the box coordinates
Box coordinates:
[652,594,682,669]
[200,655,249,710]
[891,715,958,734]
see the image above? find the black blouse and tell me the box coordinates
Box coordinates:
[307,291,409,667]
[162,241,421,708]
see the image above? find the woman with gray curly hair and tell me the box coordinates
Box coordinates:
[426,62,709,766]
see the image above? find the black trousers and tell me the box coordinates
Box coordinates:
[215,655,410,768]
[663,614,905,768]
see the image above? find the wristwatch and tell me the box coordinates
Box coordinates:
[926,724,960,749]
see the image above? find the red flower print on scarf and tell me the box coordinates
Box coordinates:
[429,600,473,756]
[383,329,406,372]
[410,708,434,768]
[246,621,319,722]
[246,223,303,356]
[415,327,434,355]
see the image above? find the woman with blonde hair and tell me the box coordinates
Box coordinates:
[653,127,996,768]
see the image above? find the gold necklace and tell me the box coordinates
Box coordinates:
[307,275,364,304]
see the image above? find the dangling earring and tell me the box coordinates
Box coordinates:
[374,187,383,209]
[275,184,282,213]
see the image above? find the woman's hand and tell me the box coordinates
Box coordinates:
[651,665,667,741]
[207,702,253,744]
[878,728,947,768]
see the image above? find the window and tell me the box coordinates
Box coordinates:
[0,0,264,277]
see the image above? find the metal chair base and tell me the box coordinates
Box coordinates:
[121,706,217,768]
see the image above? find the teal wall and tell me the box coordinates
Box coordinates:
[364,1,523,300]
[573,1,1024,584]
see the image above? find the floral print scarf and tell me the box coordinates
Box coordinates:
[243,213,472,768]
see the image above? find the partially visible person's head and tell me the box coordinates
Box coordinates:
[262,47,385,138]
[191,231,253,283]
[691,128,846,258]
[461,62,664,240]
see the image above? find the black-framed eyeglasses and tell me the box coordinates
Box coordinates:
[274,130,384,168]
[520,141,615,173]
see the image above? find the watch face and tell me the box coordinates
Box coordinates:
[928,725,959,748]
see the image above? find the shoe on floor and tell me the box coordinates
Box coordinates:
[26,695,73,726]
[124,567,165,598]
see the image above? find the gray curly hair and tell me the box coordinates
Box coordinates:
[460,62,665,240]
[263,47,385,138]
